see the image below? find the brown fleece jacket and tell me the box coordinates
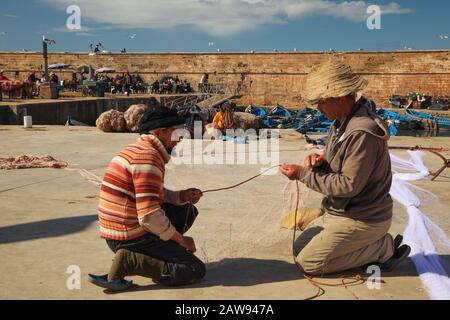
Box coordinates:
[297,98,393,223]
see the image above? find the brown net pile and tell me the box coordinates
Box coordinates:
[233,112,261,130]
[124,104,149,133]
[0,155,68,170]
[96,110,127,132]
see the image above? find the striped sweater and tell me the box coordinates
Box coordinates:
[98,134,179,241]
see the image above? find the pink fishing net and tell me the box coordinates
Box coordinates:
[0,155,68,170]
[124,104,149,133]
[96,110,127,133]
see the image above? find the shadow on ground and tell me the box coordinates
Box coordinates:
[0,215,97,244]
[101,255,437,295]
[103,257,301,294]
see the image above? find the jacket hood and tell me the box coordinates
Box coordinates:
[340,97,390,142]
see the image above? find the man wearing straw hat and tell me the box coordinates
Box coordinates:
[281,60,411,275]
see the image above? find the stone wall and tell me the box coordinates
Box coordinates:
[1,51,449,107]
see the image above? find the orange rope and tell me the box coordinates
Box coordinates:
[202,165,281,194]
[292,180,364,300]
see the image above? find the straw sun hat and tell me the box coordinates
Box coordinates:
[304,60,368,105]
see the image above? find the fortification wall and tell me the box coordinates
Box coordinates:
[1,50,449,107]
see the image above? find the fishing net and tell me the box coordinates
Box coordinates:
[390,151,450,300]
[233,112,260,130]
[70,133,450,297]
[0,155,68,170]
[164,141,325,268]
[124,104,149,133]
[96,110,127,133]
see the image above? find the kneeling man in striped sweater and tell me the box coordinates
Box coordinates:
[88,106,205,291]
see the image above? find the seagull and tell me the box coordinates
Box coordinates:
[129,34,137,39]
[439,35,449,40]
[208,42,214,47]
[293,48,297,52]
[273,48,279,52]
[217,48,222,52]
[42,35,56,44]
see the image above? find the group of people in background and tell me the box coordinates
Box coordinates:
[1,69,195,98]
[93,72,145,95]
[151,76,193,95]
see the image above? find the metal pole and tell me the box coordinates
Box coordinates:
[43,41,49,82]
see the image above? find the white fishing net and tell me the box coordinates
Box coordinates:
[390,151,450,300]
[164,139,310,267]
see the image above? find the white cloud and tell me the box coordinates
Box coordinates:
[42,0,412,36]
[75,32,96,37]
[51,26,94,33]
[1,13,18,18]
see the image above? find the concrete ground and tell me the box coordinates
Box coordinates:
[0,125,449,300]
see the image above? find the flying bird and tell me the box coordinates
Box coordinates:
[208,42,214,47]
[439,35,449,40]
[129,34,137,39]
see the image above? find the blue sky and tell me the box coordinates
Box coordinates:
[0,0,448,52]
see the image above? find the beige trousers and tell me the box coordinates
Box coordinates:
[295,213,395,275]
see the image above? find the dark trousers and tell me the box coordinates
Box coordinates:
[106,203,205,286]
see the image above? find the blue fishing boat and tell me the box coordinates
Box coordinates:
[405,109,450,129]
[264,105,293,128]
[386,120,398,136]
[246,105,267,118]
[376,109,425,130]
[294,108,331,134]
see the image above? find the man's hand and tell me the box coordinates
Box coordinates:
[171,232,196,252]
[304,153,325,170]
[280,164,301,181]
[180,188,203,204]
[179,236,196,253]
